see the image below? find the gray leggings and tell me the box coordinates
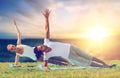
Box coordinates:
[68,45,93,67]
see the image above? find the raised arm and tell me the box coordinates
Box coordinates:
[42,9,51,39]
[13,19,21,45]
[14,54,20,66]
[13,19,21,66]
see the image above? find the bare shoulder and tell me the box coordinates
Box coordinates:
[16,45,24,54]
[16,45,24,49]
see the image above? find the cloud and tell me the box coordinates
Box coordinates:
[0,0,52,38]
[0,0,120,39]
[0,16,2,20]
[0,0,52,20]
[24,0,51,12]
[0,32,16,39]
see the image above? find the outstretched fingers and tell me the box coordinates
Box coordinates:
[42,9,51,18]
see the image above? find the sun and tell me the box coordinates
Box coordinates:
[87,27,108,41]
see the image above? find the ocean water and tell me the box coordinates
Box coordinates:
[0,38,43,62]
[0,37,120,62]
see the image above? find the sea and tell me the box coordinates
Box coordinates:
[0,37,120,62]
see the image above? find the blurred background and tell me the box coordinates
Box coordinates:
[0,0,120,61]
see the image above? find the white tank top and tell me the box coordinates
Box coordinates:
[17,44,36,61]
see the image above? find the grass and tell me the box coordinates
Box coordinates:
[0,60,120,78]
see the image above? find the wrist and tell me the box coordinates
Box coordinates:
[44,66,47,67]
[14,64,17,66]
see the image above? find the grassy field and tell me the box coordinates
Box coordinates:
[0,60,120,78]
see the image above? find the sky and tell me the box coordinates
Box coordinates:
[0,0,120,39]
[0,0,120,60]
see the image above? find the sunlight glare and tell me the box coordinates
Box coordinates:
[87,27,108,41]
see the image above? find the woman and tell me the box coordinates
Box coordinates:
[7,19,36,66]
[34,9,116,70]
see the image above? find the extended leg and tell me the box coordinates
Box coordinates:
[90,62,105,67]
[92,57,109,67]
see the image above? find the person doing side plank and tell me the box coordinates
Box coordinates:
[7,19,36,66]
[33,9,116,70]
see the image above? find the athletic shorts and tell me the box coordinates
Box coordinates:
[68,45,93,67]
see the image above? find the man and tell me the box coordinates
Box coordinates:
[34,9,115,70]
